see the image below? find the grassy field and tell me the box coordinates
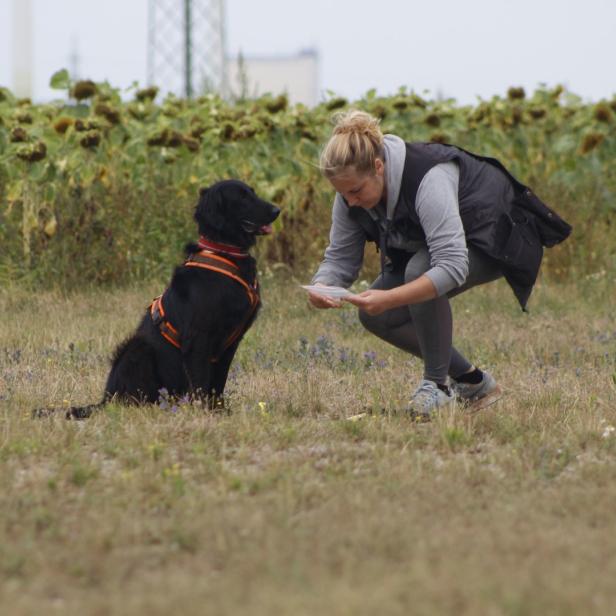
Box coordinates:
[1,271,615,615]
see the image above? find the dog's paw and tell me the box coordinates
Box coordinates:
[65,405,98,420]
[207,395,229,414]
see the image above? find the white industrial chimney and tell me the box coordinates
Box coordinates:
[12,0,33,98]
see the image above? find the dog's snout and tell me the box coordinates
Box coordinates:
[271,206,281,221]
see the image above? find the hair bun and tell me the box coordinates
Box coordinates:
[319,109,385,177]
[332,110,383,144]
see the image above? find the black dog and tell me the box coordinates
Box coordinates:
[35,180,280,419]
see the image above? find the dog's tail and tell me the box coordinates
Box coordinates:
[32,402,104,420]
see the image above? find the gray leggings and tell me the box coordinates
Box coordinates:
[359,246,502,384]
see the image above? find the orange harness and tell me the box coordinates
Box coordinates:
[150,250,259,362]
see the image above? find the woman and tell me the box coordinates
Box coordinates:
[309,110,571,420]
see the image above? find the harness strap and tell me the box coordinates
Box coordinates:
[186,252,259,304]
[150,296,181,349]
[149,250,259,361]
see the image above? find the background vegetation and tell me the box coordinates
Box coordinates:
[1,70,615,288]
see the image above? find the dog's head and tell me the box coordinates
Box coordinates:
[194,180,281,248]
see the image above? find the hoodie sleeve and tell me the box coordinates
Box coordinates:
[311,194,366,287]
[415,162,469,295]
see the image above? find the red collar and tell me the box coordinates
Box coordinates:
[197,236,249,258]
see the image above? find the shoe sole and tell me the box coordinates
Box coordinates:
[466,385,503,413]
[345,390,500,422]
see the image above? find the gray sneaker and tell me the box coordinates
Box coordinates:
[452,370,502,411]
[407,379,455,422]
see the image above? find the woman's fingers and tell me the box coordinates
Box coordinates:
[308,292,342,309]
[343,290,371,305]
[341,294,363,306]
[343,290,389,315]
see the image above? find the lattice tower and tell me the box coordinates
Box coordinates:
[147,0,226,98]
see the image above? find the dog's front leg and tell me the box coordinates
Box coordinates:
[181,336,215,407]
[210,340,240,397]
[205,339,242,411]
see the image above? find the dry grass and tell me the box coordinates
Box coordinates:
[1,271,615,615]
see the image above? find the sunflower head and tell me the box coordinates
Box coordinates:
[580,133,604,154]
[429,133,449,144]
[593,103,612,123]
[80,130,101,149]
[528,107,546,120]
[265,94,288,113]
[94,103,121,125]
[507,87,525,100]
[16,141,47,162]
[136,87,159,102]
[325,97,348,111]
[10,127,28,142]
[71,80,98,100]
[53,117,73,134]
[424,113,441,127]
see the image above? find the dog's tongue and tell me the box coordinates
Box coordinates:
[260,224,273,235]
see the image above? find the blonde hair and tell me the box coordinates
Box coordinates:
[319,109,384,178]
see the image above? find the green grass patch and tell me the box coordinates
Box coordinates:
[0,275,614,613]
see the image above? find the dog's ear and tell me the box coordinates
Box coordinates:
[195,186,225,231]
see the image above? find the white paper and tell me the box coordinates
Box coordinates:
[301,285,354,299]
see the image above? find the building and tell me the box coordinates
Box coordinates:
[225,48,319,107]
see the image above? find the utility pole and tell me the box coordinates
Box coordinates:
[69,36,81,82]
[184,0,192,98]
[147,0,227,99]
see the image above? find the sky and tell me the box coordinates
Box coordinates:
[0,0,615,105]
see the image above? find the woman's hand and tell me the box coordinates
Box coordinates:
[344,276,439,315]
[343,289,393,315]
[307,283,343,309]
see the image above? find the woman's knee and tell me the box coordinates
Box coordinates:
[358,307,382,333]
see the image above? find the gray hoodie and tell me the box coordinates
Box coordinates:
[312,134,469,296]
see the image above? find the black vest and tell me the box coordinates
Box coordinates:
[347,142,572,309]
